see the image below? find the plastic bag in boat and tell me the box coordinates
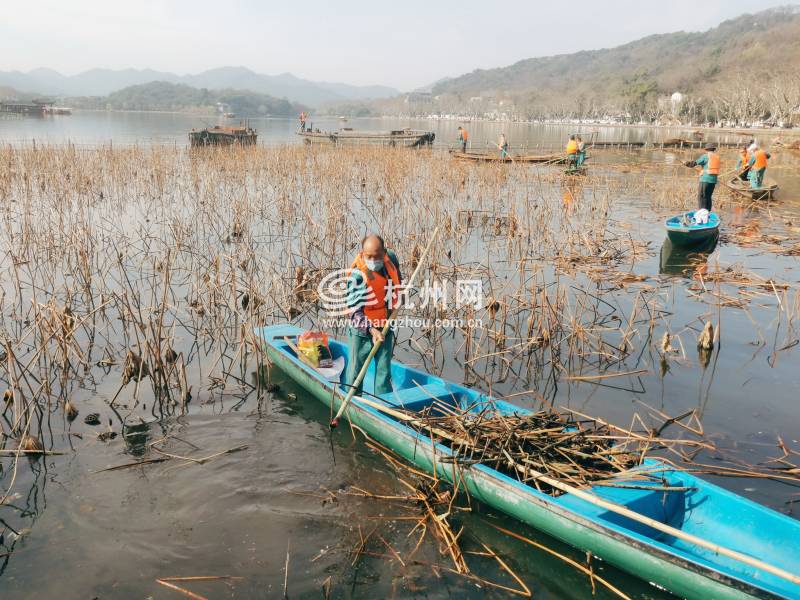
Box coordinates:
[693,209,710,225]
[316,356,345,382]
[297,331,333,368]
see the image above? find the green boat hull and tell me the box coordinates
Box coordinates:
[667,228,719,248]
[265,343,763,600]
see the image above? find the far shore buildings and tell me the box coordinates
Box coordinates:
[0,98,53,115]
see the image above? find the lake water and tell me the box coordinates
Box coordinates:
[0,110,786,150]
[0,116,799,599]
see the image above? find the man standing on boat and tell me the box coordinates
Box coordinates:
[498,133,510,159]
[576,136,586,168]
[345,234,402,396]
[684,143,720,211]
[458,126,469,153]
[747,144,770,189]
[737,144,751,181]
[565,135,578,168]
[299,111,307,132]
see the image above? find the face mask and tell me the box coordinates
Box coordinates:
[365,257,383,272]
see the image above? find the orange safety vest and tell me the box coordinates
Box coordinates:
[566,140,578,154]
[753,149,768,170]
[300,112,306,121]
[739,150,750,168]
[462,129,469,141]
[350,253,401,327]
[706,152,721,175]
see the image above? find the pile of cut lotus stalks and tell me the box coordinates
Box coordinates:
[413,408,631,494]
[390,398,800,496]
[401,401,710,496]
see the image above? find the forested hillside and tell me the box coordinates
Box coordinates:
[415,7,800,123]
[67,81,305,116]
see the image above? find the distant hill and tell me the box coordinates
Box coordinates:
[0,66,399,107]
[68,81,306,117]
[0,85,28,100]
[425,5,800,122]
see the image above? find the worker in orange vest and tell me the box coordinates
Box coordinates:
[684,143,721,211]
[747,144,771,189]
[345,234,402,396]
[736,144,751,181]
[457,126,469,153]
[565,135,579,168]
[299,111,307,132]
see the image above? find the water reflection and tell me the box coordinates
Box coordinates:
[659,236,718,277]
[0,457,47,578]
[122,421,151,456]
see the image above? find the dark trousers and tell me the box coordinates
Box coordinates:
[461,141,467,153]
[697,181,715,211]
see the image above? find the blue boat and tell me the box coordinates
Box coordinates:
[257,324,800,599]
[665,211,721,247]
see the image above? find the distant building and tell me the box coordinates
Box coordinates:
[0,98,52,116]
[405,92,432,104]
[670,92,684,115]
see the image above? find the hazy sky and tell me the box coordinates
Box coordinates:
[0,0,788,90]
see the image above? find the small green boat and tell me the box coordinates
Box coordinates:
[725,176,779,201]
[257,324,800,599]
[449,150,566,163]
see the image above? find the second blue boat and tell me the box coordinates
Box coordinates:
[665,211,720,247]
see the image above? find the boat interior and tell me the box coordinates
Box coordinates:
[665,211,721,230]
